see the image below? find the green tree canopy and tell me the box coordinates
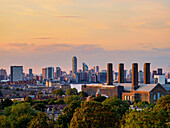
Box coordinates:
[0,90,3,96]
[56,101,81,128]
[102,97,130,117]
[121,107,169,128]
[133,101,149,108]
[28,112,53,128]
[55,99,65,104]
[33,103,46,112]
[155,95,170,113]
[90,96,106,102]
[79,91,87,97]
[70,101,120,128]
[121,95,170,128]
[2,103,36,128]
[52,89,65,96]
[66,88,78,96]
[25,96,33,105]
[48,99,55,105]
[0,115,10,128]
[1,98,13,110]
[64,95,81,104]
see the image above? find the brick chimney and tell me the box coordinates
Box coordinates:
[132,63,138,90]
[107,63,113,85]
[118,63,124,83]
[144,63,150,84]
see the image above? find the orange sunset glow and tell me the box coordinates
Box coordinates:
[0,0,170,74]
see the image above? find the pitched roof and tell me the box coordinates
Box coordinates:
[161,84,170,91]
[136,84,157,92]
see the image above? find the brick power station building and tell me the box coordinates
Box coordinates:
[82,63,167,103]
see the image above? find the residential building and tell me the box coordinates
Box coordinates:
[10,66,23,82]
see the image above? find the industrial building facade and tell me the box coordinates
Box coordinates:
[82,63,168,103]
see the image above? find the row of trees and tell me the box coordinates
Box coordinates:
[0,87,169,128]
[0,102,54,128]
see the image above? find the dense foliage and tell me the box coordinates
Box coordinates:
[51,89,65,96]
[90,96,106,102]
[64,95,81,104]
[121,95,170,128]
[0,94,169,128]
[0,98,13,110]
[70,101,120,128]
[66,88,78,96]
[1,103,36,128]
[56,101,81,128]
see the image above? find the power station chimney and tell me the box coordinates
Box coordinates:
[144,63,150,84]
[132,63,138,90]
[107,63,113,85]
[118,63,124,83]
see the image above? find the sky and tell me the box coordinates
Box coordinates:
[0,0,170,74]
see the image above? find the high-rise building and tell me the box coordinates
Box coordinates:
[10,66,23,82]
[152,70,157,78]
[0,69,7,80]
[95,66,99,73]
[165,72,170,79]
[138,70,144,84]
[154,75,165,84]
[56,67,61,78]
[42,68,46,81]
[72,56,77,75]
[82,62,88,72]
[126,69,132,82]
[29,69,33,80]
[107,63,113,85]
[157,68,162,75]
[132,63,138,90]
[114,72,118,81]
[46,67,54,80]
[118,63,124,83]
[144,63,150,84]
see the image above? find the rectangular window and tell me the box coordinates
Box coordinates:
[130,96,132,101]
[154,93,156,100]
[157,92,160,99]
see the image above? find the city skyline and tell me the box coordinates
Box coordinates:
[0,1,169,127]
[0,0,170,74]
[0,59,169,75]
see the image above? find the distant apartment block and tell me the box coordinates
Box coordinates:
[10,66,23,82]
[0,69,7,80]
[154,75,165,84]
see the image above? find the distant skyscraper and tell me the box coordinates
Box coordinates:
[157,68,162,75]
[138,70,144,84]
[42,68,46,81]
[152,70,157,78]
[95,66,99,73]
[72,56,77,74]
[113,72,118,81]
[0,69,7,80]
[82,62,88,72]
[46,67,54,80]
[56,67,61,78]
[29,69,33,80]
[10,66,23,82]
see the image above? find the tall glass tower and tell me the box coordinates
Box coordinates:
[72,56,77,74]
[82,62,88,72]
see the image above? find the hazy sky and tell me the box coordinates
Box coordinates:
[0,0,170,74]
